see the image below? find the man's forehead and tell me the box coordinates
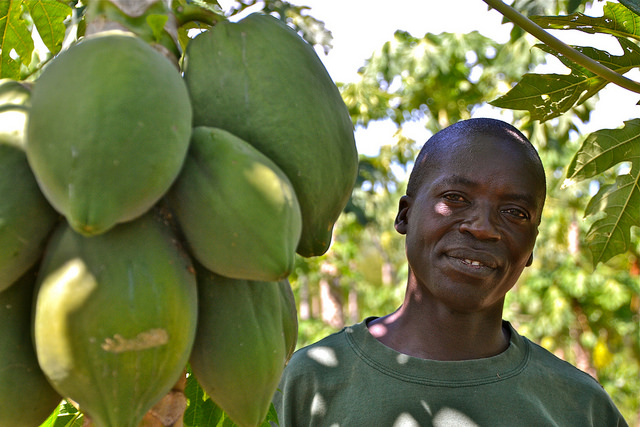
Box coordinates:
[422,143,546,203]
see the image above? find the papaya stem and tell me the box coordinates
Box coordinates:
[140,369,188,426]
[482,0,640,95]
[174,4,223,27]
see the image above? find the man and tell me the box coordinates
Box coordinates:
[273,118,628,426]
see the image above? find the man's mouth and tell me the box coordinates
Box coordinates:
[461,258,485,267]
[445,250,499,270]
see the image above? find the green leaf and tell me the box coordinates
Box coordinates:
[0,0,35,79]
[489,72,592,121]
[146,13,169,42]
[183,372,279,426]
[565,119,640,265]
[200,399,225,426]
[533,2,640,40]
[343,30,540,132]
[583,174,639,265]
[25,0,71,55]
[263,402,280,426]
[566,119,640,182]
[490,38,640,122]
[39,400,84,427]
[183,372,207,426]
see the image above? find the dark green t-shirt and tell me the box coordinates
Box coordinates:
[273,318,628,426]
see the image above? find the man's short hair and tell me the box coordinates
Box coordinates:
[406,118,547,210]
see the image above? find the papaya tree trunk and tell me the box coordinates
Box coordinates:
[320,262,344,328]
[299,276,311,320]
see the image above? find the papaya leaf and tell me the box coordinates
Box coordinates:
[199,399,226,426]
[533,2,640,41]
[24,0,71,55]
[39,400,84,427]
[489,72,593,121]
[583,174,639,265]
[264,403,280,426]
[146,13,169,42]
[566,119,640,182]
[0,0,34,79]
[565,119,640,265]
[184,373,208,426]
[490,38,640,122]
[183,372,265,427]
[620,0,640,16]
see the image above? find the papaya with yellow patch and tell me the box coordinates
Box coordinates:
[0,79,32,149]
[33,211,198,427]
[168,126,301,281]
[183,13,358,257]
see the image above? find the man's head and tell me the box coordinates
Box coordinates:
[395,118,546,313]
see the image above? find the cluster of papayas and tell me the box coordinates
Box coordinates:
[0,8,356,427]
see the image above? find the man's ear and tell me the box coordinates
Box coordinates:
[394,195,411,235]
[525,253,534,267]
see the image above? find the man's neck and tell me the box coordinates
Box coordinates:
[367,292,509,361]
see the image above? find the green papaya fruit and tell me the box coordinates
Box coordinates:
[279,275,299,362]
[0,144,59,291]
[0,268,62,427]
[26,31,192,237]
[168,126,302,281]
[189,265,299,427]
[0,78,31,149]
[33,211,198,427]
[183,13,358,257]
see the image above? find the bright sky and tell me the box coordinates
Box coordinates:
[220,0,640,156]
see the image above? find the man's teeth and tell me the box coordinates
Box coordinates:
[463,258,483,266]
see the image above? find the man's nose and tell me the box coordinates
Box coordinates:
[459,203,501,241]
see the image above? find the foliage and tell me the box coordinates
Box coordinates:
[487,0,640,266]
[40,401,84,427]
[340,29,544,133]
[0,0,332,83]
[0,0,71,79]
[565,119,640,265]
[183,369,279,427]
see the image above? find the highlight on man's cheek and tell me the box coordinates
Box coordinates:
[435,201,452,216]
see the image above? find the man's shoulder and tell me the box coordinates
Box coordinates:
[522,334,608,392]
[283,321,365,376]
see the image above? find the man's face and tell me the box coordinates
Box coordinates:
[396,135,545,314]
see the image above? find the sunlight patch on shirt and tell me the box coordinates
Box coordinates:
[310,392,327,416]
[393,413,420,427]
[421,400,432,416]
[307,346,339,367]
[396,353,410,365]
[433,408,479,427]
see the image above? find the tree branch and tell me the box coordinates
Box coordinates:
[482,0,640,95]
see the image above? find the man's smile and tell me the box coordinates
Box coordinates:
[444,248,499,270]
[461,258,486,267]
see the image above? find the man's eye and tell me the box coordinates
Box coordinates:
[503,208,528,219]
[443,193,465,202]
